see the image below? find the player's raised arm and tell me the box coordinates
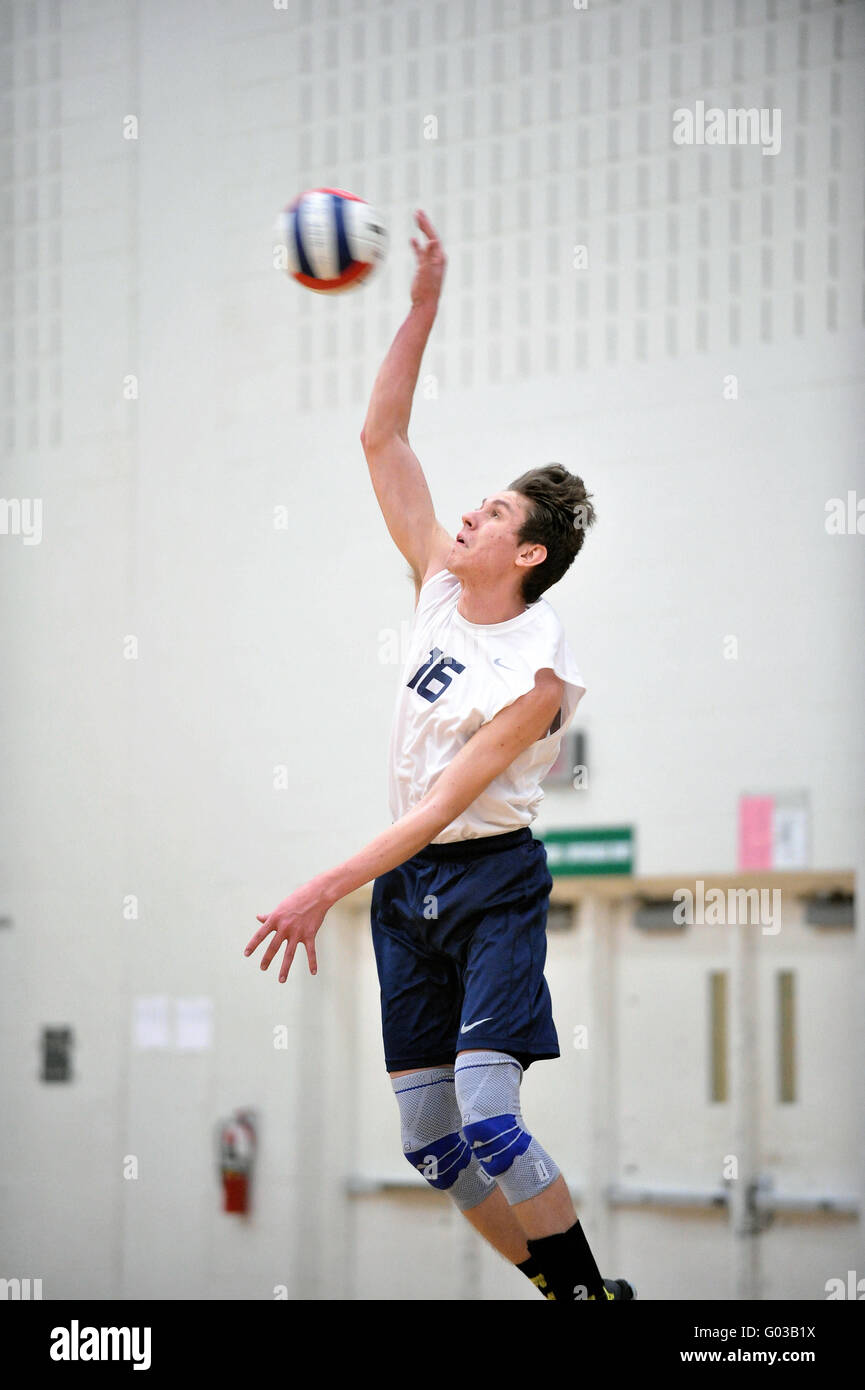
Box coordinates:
[360,209,454,590]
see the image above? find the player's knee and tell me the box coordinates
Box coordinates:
[391,1066,494,1212]
[454,1050,560,1204]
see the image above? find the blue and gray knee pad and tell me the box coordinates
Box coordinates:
[453,1050,560,1205]
[392,1052,560,1210]
[391,1066,494,1212]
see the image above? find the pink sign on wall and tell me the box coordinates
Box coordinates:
[738,795,774,870]
[738,792,810,871]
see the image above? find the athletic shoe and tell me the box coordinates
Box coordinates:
[589,1278,637,1300]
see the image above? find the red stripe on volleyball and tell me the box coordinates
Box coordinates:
[292,260,374,292]
[313,187,365,202]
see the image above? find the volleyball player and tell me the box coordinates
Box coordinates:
[245,210,635,1302]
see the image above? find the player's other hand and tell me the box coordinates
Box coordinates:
[245,880,330,982]
[410,209,446,309]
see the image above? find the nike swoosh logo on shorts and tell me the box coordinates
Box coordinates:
[460,1017,493,1033]
[493,658,514,669]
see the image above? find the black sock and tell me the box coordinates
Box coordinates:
[526,1220,605,1301]
[516,1254,555,1299]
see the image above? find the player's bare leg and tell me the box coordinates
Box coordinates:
[507,1174,578,1238]
[451,1048,636,1301]
[460,1183,530,1263]
[453,1048,577,1241]
[391,1056,581,1249]
[391,1060,600,1294]
[391,1064,532,1264]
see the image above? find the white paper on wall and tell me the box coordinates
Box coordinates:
[772,795,810,869]
[133,996,171,1049]
[175,997,214,1050]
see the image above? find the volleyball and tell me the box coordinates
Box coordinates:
[279,187,387,293]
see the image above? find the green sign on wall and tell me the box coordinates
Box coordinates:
[541,827,635,876]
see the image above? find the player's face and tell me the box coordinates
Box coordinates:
[449,490,530,581]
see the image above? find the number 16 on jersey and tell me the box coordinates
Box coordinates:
[407,647,466,704]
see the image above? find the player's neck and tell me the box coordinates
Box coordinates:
[456,580,528,626]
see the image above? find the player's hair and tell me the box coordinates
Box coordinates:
[507,463,596,604]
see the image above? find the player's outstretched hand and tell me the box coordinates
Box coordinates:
[245,881,329,982]
[409,208,446,309]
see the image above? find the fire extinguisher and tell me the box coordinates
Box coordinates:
[217,1109,257,1215]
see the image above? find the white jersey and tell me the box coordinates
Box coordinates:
[387,568,586,844]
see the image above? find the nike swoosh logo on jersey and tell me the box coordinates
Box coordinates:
[460,1016,494,1033]
[493,658,514,669]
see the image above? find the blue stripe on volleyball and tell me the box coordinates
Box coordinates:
[293,203,315,279]
[332,192,352,272]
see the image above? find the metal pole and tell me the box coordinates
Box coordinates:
[584,891,615,1263]
[729,917,760,1300]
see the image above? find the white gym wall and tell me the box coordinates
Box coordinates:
[1,0,863,1300]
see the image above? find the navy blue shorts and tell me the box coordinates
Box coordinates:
[370,827,560,1073]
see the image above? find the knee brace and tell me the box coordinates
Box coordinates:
[454,1050,560,1205]
[392,1066,494,1212]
